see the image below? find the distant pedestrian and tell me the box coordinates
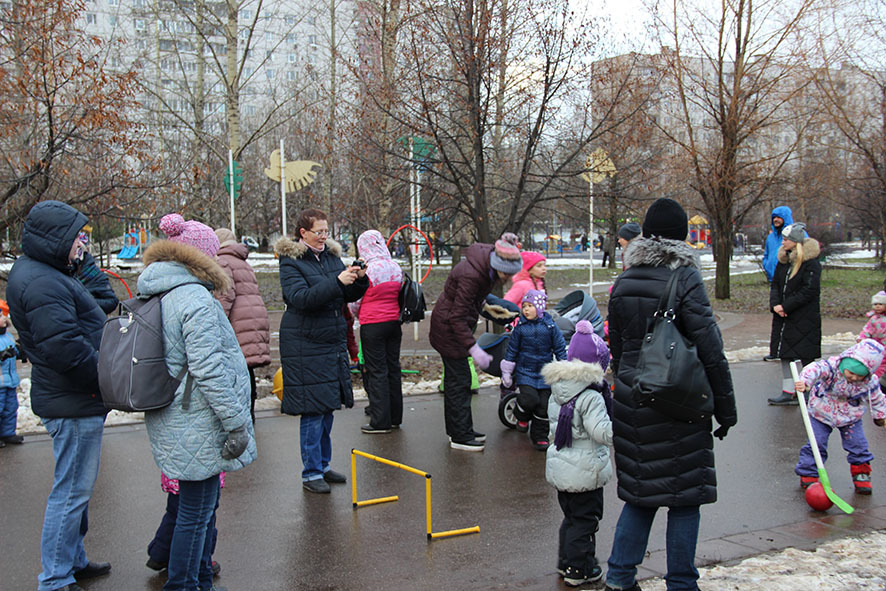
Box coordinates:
[762,205,793,283]
[605,197,737,591]
[600,233,612,267]
[543,320,612,587]
[6,200,112,591]
[350,229,404,434]
[214,227,272,423]
[857,291,886,381]
[767,222,822,406]
[430,232,523,451]
[616,222,641,270]
[141,213,256,591]
[794,340,886,494]
[0,313,22,447]
[504,251,547,305]
[499,290,567,450]
[275,208,368,493]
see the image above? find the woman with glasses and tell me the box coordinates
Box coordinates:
[275,209,368,493]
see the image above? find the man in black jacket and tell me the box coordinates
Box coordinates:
[7,201,111,591]
[604,198,737,591]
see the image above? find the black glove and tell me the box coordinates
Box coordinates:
[221,425,249,460]
[713,425,729,440]
[0,346,16,361]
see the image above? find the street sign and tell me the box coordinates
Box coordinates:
[224,160,243,198]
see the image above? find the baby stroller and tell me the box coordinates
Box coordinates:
[477,290,605,429]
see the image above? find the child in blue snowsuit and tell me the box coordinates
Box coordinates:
[500,290,567,450]
[0,313,22,446]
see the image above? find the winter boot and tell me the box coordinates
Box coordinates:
[800,475,819,490]
[767,391,798,406]
[851,463,872,495]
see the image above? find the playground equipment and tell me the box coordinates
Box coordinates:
[350,449,480,540]
[117,229,141,259]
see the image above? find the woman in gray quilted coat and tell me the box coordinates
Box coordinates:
[140,214,256,591]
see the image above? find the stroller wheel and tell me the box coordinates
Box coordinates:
[498,391,519,429]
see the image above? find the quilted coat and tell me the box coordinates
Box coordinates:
[543,360,613,493]
[430,243,499,359]
[608,237,737,507]
[139,240,256,481]
[275,237,368,415]
[503,312,567,389]
[215,241,271,368]
[6,201,107,418]
[769,238,821,361]
[801,339,886,428]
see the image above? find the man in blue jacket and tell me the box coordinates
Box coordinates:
[762,205,793,362]
[7,201,110,591]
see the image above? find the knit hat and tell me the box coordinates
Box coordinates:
[873,291,886,306]
[521,289,547,316]
[214,227,238,247]
[159,213,220,258]
[489,232,523,275]
[521,251,546,273]
[617,222,642,241]
[838,357,869,377]
[567,320,610,371]
[781,222,807,243]
[642,198,688,241]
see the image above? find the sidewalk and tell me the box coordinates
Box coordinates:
[1,359,884,590]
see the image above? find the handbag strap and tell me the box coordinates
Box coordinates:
[656,268,683,318]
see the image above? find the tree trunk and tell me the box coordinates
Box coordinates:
[225,0,241,157]
[713,223,732,299]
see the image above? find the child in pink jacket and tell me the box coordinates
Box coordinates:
[857,290,886,380]
[794,339,886,494]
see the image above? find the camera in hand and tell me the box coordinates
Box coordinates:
[351,259,366,270]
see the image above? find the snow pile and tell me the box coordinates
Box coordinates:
[641,531,886,591]
[725,332,858,364]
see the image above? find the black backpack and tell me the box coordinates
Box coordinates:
[98,287,194,412]
[399,271,426,323]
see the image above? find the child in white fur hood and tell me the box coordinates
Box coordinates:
[542,320,612,588]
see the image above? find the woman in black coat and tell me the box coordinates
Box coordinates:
[604,198,737,591]
[767,222,822,405]
[276,209,368,494]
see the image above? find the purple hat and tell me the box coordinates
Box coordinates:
[567,320,610,370]
[521,289,547,316]
[159,214,220,258]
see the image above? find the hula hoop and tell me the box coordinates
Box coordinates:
[102,269,133,299]
[386,224,433,283]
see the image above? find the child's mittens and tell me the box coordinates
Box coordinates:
[500,359,516,388]
[469,343,493,371]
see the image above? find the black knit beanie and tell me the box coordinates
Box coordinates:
[642,198,688,241]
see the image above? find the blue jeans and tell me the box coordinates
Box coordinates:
[164,475,220,591]
[0,385,18,437]
[795,416,874,476]
[606,503,701,591]
[147,493,218,568]
[301,412,334,481]
[38,415,105,591]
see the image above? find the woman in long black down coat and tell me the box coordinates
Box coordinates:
[275,208,368,494]
[766,222,822,406]
[604,198,737,591]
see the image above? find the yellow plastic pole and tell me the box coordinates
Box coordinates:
[425,475,432,537]
[355,495,399,507]
[351,449,357,507]
[352,449,428,477]
[429,526,481,540]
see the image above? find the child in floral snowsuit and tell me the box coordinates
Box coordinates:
[794,339,886,494]
[857,290,886,382]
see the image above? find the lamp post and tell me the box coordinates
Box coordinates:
[581,148,616,293]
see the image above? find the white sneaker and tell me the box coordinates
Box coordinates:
[450,439,485,451]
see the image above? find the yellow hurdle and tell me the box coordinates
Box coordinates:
[351,449,480,540]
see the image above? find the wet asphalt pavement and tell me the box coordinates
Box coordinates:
[2,360,886,591]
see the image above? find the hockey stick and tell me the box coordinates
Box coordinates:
[790,360,855,514]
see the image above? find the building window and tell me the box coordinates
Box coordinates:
[266,69,276,80]
[288,53,297,63]
[85,13,97,24]
[239,9,251,20]
[286,15,297,26]
[134,19,145,31]
[288,70,297,80]
[108,0,118,5]
[109,15,118,26]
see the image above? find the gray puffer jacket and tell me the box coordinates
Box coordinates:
[544,360,613,493]
[139,240,257,481]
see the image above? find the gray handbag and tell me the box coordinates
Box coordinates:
[631,268,713,423]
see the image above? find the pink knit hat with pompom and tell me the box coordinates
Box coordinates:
[159,214,220,258]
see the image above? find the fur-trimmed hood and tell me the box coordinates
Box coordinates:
[542,359,605,403]
[274,236,343,259]
[140,240,232,295]
[623,236,700,270]
[777,237,821,264]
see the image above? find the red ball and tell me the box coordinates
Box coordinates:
[805,482,834,511]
